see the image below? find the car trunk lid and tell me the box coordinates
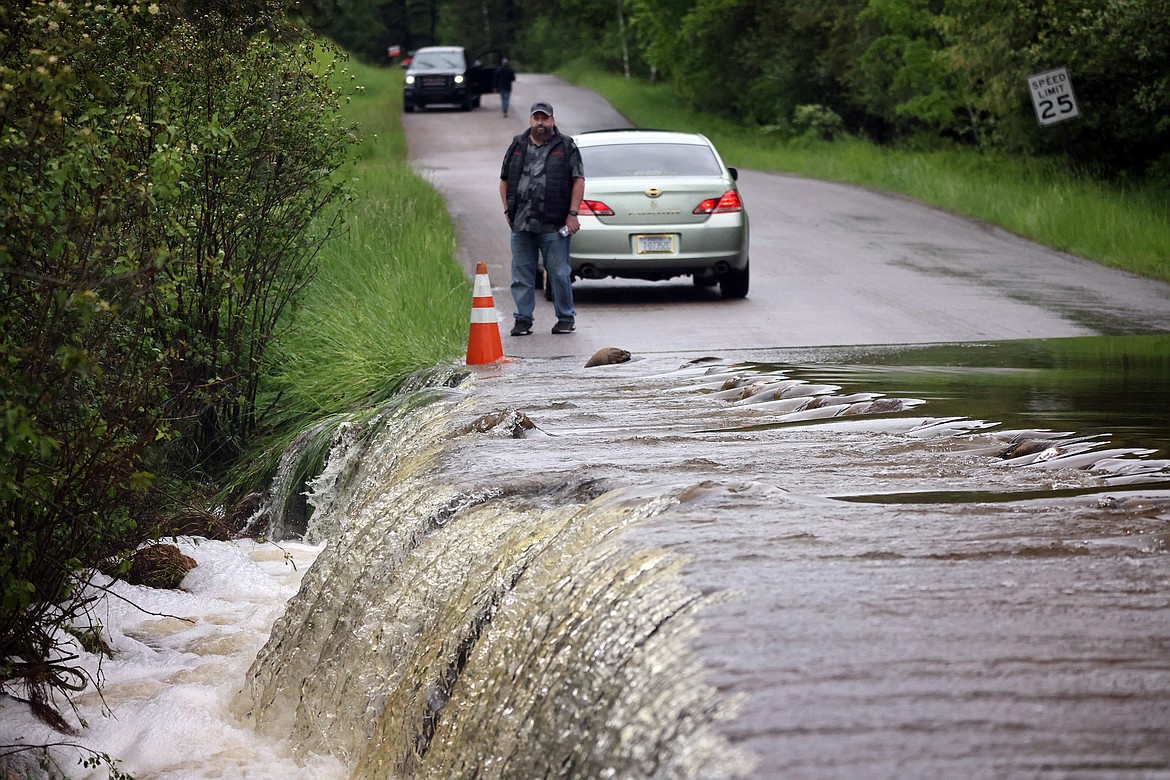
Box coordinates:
[585,179,731,226]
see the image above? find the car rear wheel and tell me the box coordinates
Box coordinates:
[534,266,555,301]
[720,260,749,299]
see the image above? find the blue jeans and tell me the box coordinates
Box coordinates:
[510,229,575,324]
[500,89,511,115]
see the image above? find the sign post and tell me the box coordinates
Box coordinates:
[1027,66,1080,127]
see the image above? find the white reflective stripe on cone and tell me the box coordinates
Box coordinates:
[470,308,498,324]
[473,274,493,297]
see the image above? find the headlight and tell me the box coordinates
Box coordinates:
[454,74,464,84]
[405,75,415,84]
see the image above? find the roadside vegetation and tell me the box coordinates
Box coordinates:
[256,61,469,435]
[0,2,421,746]
[1,0,467,738]
[229,57,472,516]
[3,0,346,729]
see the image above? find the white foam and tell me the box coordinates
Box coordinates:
[0,538,345,780]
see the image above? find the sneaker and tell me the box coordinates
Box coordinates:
[551,320,575,334]
[510,321,532,337]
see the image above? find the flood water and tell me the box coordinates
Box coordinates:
[241,333,1169,778]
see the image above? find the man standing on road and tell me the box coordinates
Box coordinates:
[493,58,516,117]
[499,101,585,335]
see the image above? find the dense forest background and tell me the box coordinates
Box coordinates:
[311,0,1170,179]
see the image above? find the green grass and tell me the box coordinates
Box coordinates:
[557,61,1170,283]
[225,53,472,499]
[262,55,471,429]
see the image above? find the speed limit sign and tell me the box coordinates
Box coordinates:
[1028,66,1081,127]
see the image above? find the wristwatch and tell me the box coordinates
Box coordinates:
[568,210,579,216]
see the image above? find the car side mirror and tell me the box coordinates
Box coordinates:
[728,167,738,181]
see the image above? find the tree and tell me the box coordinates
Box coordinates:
[844,0,980,142]
[0,0,354,724]
[940,0,1170,174]
[627,0,755,113]
[299,0,391,60]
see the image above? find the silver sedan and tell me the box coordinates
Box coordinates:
[570,129,750,298]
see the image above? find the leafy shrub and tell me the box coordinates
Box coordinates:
[792,104,847,140]
[0,0,355,724]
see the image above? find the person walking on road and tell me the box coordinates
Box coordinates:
[499,101,585,335]
[493,58,516,117]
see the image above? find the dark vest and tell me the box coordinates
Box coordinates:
[503,130,575,224]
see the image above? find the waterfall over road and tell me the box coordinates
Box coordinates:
[240,339,1170,778]
[239,383,753,778]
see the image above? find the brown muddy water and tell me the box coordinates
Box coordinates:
[246,333,1169,779]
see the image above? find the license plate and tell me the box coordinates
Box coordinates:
[636,234,676,254]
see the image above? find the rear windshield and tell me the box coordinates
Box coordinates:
[412,50,466,70]
[580,143,723,178]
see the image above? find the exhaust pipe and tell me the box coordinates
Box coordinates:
[713,261,730,275]
[579,264,601,279]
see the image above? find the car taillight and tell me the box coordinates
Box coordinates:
[579,200,614,217]
[693,190,743,214]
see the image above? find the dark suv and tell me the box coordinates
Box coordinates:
[403,46,493,112]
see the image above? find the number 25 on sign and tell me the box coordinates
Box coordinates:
[1028,66,1081,127]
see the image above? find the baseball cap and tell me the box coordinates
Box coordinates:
[530,101,554,117]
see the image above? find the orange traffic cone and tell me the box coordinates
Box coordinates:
[466,262,504,365]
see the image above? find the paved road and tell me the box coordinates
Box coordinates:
[404,74,1170,358]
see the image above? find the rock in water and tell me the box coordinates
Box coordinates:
[126,543,198,589]
[585,347,632,367]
